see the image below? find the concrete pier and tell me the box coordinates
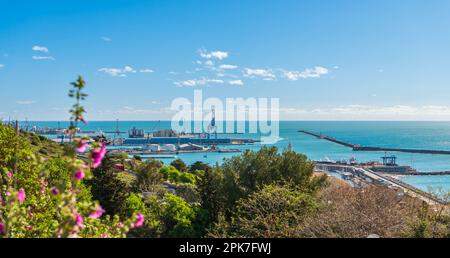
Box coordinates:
[300,130,450,155]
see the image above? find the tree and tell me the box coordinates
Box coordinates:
[197,166,222,228]
[146,193,200,237]
[134,160,164,192]
[170,159,187,172]
[217,146,326,215]
[189,161,211,173]
[88,157,132,216]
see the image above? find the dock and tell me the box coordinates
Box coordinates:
[299,130,450,155]
[315,162,447,205]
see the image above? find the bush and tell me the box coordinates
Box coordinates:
[209,184,317,238]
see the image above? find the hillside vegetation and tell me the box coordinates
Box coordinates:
[1,76,449,238]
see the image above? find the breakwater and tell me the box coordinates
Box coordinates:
[299,130,450,155]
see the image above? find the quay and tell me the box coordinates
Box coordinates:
[108,148,242,156]
[315,162,447,206]
[300,130,450,155]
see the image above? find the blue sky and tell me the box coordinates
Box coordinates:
[1,0,450,121]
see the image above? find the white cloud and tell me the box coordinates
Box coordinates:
[115,106,174,115]
[99,66,154,77]
[174,78,225,87]
[282,66,329,81]
[101,37,112,42]
[0,64,4,69]
[32,45,49,52]
[199,49,229,60]
[243,68,276,80]
[279,105,450,120]
[98,66,137,77]
[228,80,244,86]
[16,100,36,105]
[219,64,238,70]
[32,56,55,60]
[204,60,214,66]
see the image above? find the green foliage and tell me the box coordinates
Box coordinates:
[157,193,197,237]
[133,159,164,193]
[197,166,222,228]
[88,158,132,216]
[170,159,187,172]
[125,193,147,216]
[209,184,317,238]
[215,146,326,217]
[0,76,144,238]
[189,161,211,173]
[175,183,200,203]
[159,165,199,185]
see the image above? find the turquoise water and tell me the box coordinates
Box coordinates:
[22,121,450,193]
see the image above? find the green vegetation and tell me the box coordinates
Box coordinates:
[1,76,449,238]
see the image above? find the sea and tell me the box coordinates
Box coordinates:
[22,121,450,194]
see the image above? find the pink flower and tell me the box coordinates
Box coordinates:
[100,233,108,238]
[17,189,26,203]
[91,144,107,168]
[117,222,124,228]
[75,213,84,227]
[89,206,105,219]
[0,222,4,235]
[76,140,89,153]
[74,169,85,181]
[5,192,11,197]
[7,171,12,178]
[134,212,145,228]
[40,188,45,195]
[51,187,60,195]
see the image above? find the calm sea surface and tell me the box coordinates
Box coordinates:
[23,121,450,193]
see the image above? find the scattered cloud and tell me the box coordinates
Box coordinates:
[16,100,36,105]
[32,56,55,60]
[99,66,136,77]
[101,37,112,42]
[174,78,225,87]
[282,66,329,81]
[199,49,229,60]
[0,64,4,69]
[279,105,450,120]
[32,45,49,52]
[228,80,244,86]
[139,68,154,73]
[114,106,174,115]
[243,68,276,80]
[204,60,214,66]
[219,64,238,70]
[98,66,153,77]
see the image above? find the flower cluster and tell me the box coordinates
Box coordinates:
[0,76,144,238]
